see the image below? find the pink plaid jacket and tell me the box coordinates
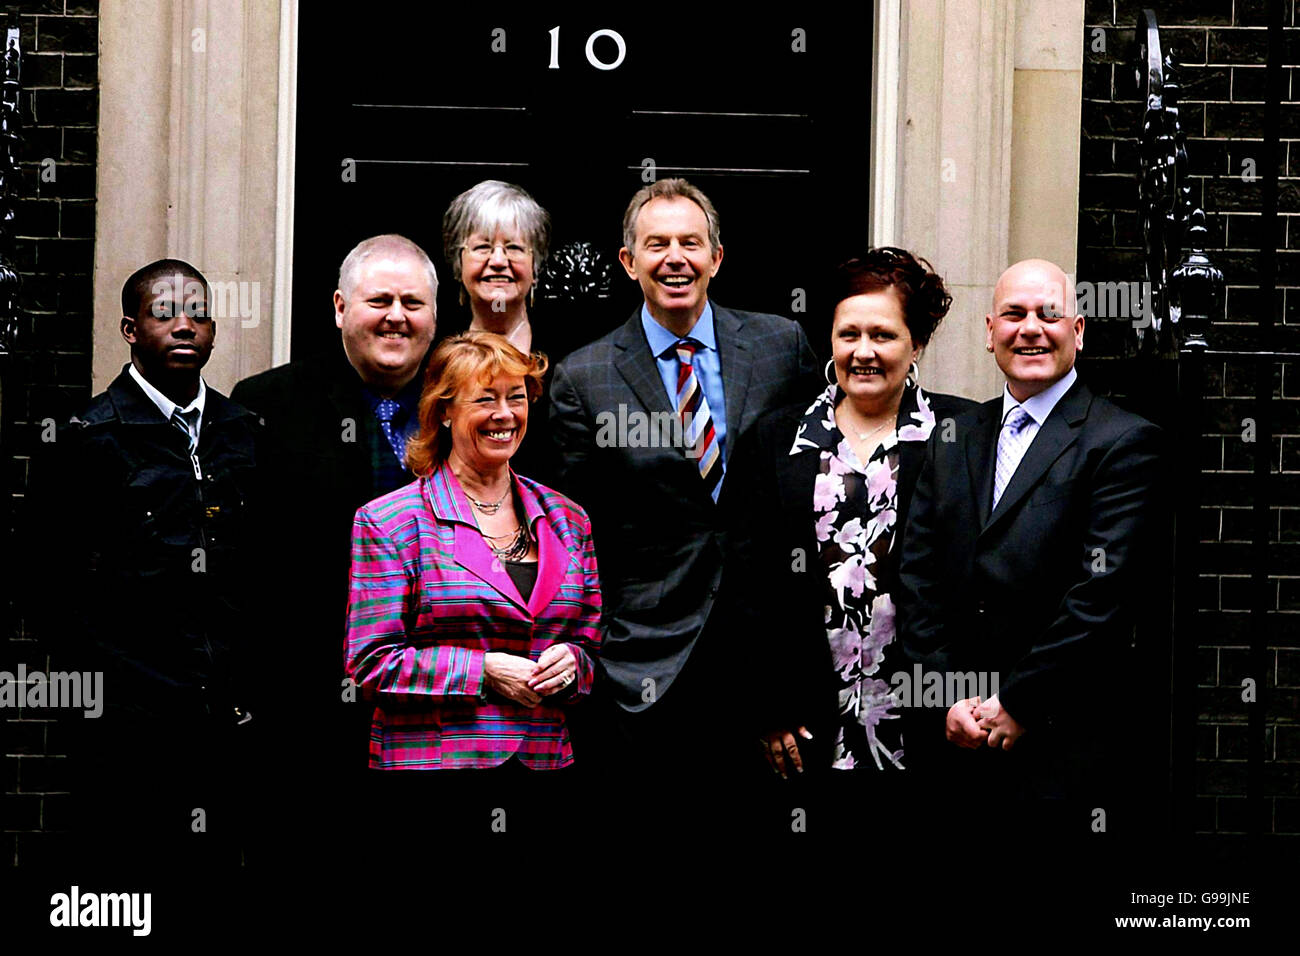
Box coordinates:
[344,461,601,769]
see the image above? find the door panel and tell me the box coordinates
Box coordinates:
[292,10,873,363]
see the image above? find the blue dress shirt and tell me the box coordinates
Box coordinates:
[640,302,729,498]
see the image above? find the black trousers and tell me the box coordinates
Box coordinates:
[565,630,766,846]
[65,714,247,872]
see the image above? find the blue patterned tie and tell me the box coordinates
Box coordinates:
[992,405,1033,509]
[375,399,406,465]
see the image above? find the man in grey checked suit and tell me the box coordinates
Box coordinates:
[550,178,818,781]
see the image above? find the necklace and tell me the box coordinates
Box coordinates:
[837,406,894,444]
[465,487,509,515]
[482,521,531,561]
[850,421,890,442]
[472,316,531,353]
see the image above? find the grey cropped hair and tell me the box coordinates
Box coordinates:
[442,180,552,283]
[337,234,439,300]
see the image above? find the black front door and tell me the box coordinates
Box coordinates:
[292,10,873,361]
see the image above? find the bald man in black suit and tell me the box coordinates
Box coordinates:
[897,259,1164,829]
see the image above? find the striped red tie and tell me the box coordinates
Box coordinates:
[674,339,722,495]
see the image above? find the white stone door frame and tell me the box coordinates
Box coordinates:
[872,0,1083,401]
[272,0,297,369]
[93,0,285,395]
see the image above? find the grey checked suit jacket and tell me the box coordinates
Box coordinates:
[549,303,819,711]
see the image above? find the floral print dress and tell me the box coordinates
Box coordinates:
[788,382,937,770]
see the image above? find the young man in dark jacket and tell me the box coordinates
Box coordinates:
[29,258,260,869]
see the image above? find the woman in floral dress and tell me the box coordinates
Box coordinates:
[727,248,975,777]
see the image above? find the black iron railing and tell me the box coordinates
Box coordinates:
[0,16,20,360]
[1143,2,1286,840]
[0,16,21,651]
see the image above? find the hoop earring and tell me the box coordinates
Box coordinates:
[824,359,837,386]
[908,360,920,386]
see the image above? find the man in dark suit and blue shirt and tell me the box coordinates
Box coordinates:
[550,179,818,786]
[897,259,1163,827]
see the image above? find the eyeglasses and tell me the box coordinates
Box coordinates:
[461,242,531,262]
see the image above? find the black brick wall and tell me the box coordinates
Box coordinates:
[1080,1,1299,836]
[3,1,98,867]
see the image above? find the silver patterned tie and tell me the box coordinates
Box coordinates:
[170,408,199,454]
[992,405,1033,510]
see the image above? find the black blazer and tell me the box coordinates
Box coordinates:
[896,377,1165,793]
[231,348,420,763]
[724,386,977,764]
[232,348,410,579]
[549,304,820,711]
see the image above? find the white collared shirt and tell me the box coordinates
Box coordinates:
[999,365,1077,438]
[128,363,207,448]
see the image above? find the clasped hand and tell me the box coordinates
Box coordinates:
[484,644,576,708]
[759,726,813,778]
[945,694,1025,751]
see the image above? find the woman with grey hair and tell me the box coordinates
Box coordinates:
[442,180,550,352]
[441,180,559,481]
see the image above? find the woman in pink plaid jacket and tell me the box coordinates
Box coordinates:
[344,331,601,771]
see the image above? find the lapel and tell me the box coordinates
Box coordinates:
[108,367,237,456]
[425,463,567,617]
[611,307,715,508]
[895,438,927,524]
[782,439,820,531]
[714,304,752,449]
[108,367,175,426]
[427,463,528,615]
[980,379,1092,536]
[322,349,367,424]
[518,479,569,617]
[965,400,1001,528]
[612,309,676,419]
[320,350,373,491]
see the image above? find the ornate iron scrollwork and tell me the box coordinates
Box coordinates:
[1169,209,1222,352]
[0,19,21,359]
[536,240,617,302]
[1135,8,1219,354]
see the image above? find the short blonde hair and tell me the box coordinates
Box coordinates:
[406,331,549,476]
